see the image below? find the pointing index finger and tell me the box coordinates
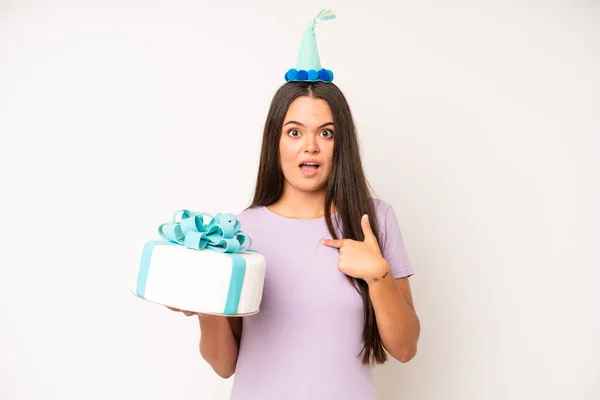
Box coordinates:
[321,238,344,248]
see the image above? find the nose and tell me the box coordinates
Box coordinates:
[303,133,320,154]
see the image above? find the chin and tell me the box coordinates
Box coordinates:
[288,180,328,194]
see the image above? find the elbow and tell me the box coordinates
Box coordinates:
[397,347,417,363]
[389,345,418,364]
[207,358,236,379]
[199,345,237,379]
[215,366,236,379]
[394,319,420,363]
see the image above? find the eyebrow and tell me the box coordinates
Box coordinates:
[283,121,334,128]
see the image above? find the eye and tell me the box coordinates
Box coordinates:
[287,129,301,138]
[321,129,334,139]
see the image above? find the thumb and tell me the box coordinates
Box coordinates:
[361,214,377,243]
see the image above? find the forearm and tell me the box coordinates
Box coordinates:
[198,315,239,378]
[368,266,420,363]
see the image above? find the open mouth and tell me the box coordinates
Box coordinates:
[299,162,321,176]
[299,162,320,170]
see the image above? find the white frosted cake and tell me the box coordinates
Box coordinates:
[133,210,266,316]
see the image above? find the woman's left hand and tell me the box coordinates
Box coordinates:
[321,214,391,284]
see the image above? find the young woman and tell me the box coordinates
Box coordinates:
[170,81,420,399]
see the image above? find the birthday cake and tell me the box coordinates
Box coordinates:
[133,210,266,316]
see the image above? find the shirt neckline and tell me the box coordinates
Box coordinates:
[261,205,339,222]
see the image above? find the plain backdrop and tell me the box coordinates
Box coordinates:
[1,1,599,399]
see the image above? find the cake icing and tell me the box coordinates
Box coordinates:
[133,210,266,315]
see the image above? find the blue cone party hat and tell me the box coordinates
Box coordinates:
[285,9,336,83]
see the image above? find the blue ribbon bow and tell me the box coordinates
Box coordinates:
[158,210,252,254]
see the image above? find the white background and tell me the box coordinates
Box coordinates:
[1,0,599,399]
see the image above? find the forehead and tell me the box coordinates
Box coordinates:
[284,96,333,124]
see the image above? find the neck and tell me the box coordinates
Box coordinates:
[269,183,331,220]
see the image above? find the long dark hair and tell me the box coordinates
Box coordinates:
[249,81,387,365]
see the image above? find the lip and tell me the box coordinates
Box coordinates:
[298,159,321,167]
[298,159,321,177]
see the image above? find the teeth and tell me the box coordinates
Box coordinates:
[301,163,319,166]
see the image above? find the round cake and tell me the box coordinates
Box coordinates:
[132,210,267,316]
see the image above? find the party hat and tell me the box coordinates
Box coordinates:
[285,9,336,83]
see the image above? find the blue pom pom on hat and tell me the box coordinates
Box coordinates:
[285,9,336,83]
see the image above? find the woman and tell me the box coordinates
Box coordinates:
[170,80,420,399]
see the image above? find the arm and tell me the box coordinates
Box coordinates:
[323,216,420,363]
[198,315,243,378]
[321,211,420,363]
[367,269,420,363]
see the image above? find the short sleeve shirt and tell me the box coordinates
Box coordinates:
[229,198,414,400]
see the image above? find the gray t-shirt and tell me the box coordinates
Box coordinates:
[229,198,414,400]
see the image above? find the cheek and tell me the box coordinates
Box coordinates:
[322,141,335,167]
[278,139,296,168]
[279,137,302,159]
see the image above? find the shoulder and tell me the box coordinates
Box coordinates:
[372,197,392,210]
[370,197,403,243]
[234,206,267,243]
[371,197,394,220]
[370,198,414,277]
[236,206,265,225]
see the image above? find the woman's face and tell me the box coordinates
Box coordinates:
[279,96,335,194]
